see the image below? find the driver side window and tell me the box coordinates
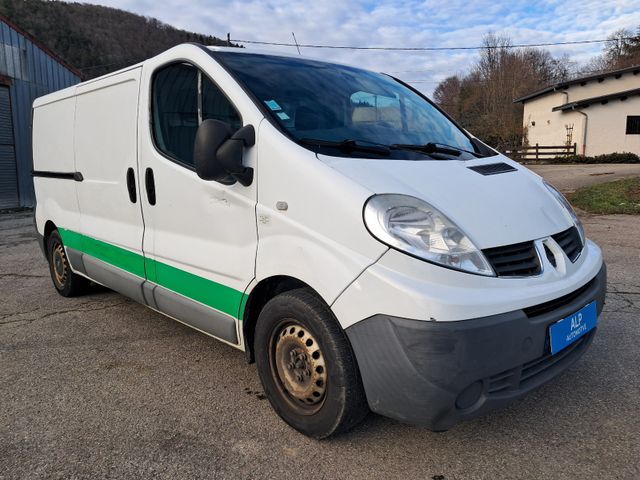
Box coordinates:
[151,62,242,168]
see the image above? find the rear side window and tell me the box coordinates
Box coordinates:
[151,63,242,167]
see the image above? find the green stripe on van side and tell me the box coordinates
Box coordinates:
[59,228,247,319]
[59,228,146,278]
[144,258,244,318]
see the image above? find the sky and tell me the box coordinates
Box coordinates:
[86,0,640,95]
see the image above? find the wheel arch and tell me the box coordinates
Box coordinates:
[242,275,324,363]
[42,220,58,258]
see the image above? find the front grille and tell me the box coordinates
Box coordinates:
[487,332,592,395]
[520,335,586,386]
[483,241,541,277]
[544,243,557,267]
[468,162,517,176]
[523,277,595,318]
[552,226,583,262]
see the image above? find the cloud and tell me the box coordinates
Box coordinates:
[82,0,640,94]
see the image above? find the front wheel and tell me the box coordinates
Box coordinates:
[254,288,369,438]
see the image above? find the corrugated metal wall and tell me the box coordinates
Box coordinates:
[0,19,81,208]
[0,85,18,208]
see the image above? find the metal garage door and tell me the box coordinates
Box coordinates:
[0,85,19,209]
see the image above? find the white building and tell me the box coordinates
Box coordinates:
[515,65,640,156]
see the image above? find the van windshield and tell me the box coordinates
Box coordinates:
[213,52,480,160]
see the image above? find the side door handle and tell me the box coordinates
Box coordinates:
[126,167,137,203]
[145,167,156,206]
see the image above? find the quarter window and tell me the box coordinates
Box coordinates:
[151,63,241,167]
[626,116,640,135]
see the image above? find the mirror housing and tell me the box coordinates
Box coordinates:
[470,137,498,158]
[194,120,255,186]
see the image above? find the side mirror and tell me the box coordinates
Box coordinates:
[194,119,255,186]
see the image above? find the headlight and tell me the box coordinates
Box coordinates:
[543,181,585,244]
[363,194,494,276]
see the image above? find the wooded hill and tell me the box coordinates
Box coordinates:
[0,0,237,79]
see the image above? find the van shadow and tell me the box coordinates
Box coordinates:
[330,344,619,472]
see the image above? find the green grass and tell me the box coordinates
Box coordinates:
[569,177,640,215]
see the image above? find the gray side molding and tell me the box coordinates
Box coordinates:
[142,281,158,310]
[64,252,239,345]
[66,247,87,275]
[82,254,146,304]
[152,285,238,344]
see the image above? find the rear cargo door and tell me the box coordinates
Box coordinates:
[71,67,147,302]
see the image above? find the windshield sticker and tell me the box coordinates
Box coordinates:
[276,112,290,120]
[264,99,282,111]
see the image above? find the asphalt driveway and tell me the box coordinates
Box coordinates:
[528,163,640,192]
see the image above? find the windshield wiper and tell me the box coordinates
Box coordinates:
[391,142,481,157]
[299,138,391,156]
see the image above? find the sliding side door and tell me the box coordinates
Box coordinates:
[68,67,147,302]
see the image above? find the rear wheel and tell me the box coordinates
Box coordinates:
[47,230,90,297]
[255,288,369,438]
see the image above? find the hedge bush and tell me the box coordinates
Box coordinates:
[550,152,640,164]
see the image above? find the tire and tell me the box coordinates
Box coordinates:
[46,230,90,297]
[254,288,369,438]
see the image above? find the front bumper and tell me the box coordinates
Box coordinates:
[345,263,606,431]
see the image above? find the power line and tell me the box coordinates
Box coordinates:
[405,80,444,84]
[230,37,636,52]
[404,65,624,85]
[76,38,633,74]
[391,69,445,73]
[394,66,612,76]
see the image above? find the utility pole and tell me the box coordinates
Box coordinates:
[292,32,301,55]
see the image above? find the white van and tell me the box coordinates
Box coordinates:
[32,44,606,438]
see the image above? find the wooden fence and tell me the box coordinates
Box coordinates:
[504,143,577,161]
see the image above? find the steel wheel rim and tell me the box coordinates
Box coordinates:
[270,321,327,414]
[52,242,68,288]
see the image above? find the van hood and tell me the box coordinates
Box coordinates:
[318,154,573,249]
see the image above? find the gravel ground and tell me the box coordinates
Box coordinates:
[1,165,639,479]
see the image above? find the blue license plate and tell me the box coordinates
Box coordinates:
[549,301,597,355]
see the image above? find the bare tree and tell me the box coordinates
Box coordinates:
[585,28,640,72]
[605,29,634,66]
[433,76,462,117]
[433,33,570,150]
